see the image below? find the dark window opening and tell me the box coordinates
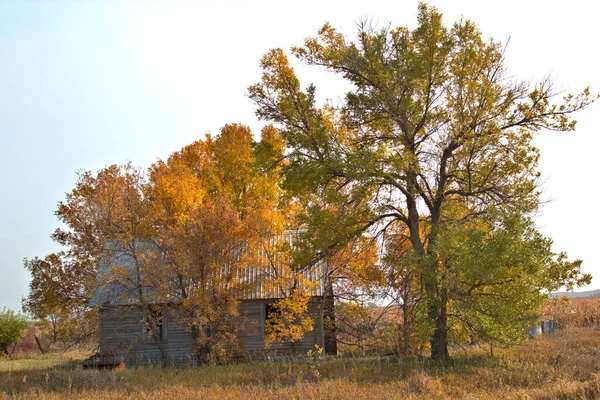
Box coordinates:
[144,307,166,341]
[265,303,282,334]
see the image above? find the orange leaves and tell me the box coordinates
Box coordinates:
[147,159,204,227]
[264,294,314,347]
[26,122,290,355]
[330,237,384,293]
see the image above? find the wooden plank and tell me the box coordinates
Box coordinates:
[99,297,326,366]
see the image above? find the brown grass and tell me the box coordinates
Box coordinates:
[544,297,600,328]
[2,327,600,399]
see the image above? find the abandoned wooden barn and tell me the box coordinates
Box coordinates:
[89,235,334,367]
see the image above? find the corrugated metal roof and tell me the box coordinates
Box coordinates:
[90,233,326,307]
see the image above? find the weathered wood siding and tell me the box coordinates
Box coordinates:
[238,299,325,358]
[99,297,325,367]
[99,306,194,367]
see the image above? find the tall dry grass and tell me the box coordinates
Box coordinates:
[1,327,600,399]
[544,296,600,328]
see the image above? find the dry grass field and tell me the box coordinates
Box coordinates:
[544,297,600,328]
[1,326,600,399]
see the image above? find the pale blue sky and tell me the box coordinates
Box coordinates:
[1,0,598,311]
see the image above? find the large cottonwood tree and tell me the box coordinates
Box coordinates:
[249,3,595,359]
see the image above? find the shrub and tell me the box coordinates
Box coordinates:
[0,308,29,354]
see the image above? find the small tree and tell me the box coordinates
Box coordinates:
[0,308,29,355]
[435,210,590,348]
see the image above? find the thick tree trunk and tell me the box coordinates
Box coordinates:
[405,185,451,361]
[423,266,448,361]
[429,291,450,361]
[423,214,451,361]
[323,278,337,356]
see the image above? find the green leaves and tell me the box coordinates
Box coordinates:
[0,308,29,353]
[434,211,588,346]
[250,2,595,359]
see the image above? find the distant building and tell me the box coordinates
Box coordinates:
[529,318,558,337]
[7,327,50,355]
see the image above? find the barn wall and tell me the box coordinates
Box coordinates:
[99,306,194,367]
[99,297,325,366]
[238,299,325,358]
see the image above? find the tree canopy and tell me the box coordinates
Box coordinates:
[249,3,594,359]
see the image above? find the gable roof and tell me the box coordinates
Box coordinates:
[90,233,327,307]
